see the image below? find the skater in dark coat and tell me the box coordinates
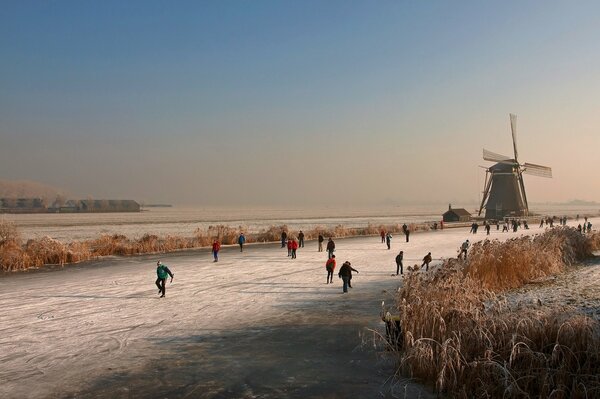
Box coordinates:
[298,231,305,248]
[325,255,336,284]
[421,252,432,271]
[395,251,404,275]
[380,230,385,243]
[155,260,174,298]
[402,224,410,242]
[485,223,491,235]
[238,233,246,252]
[281,231,287,248]
[338,261,358,293]
[326,238,335,259]
[385,232,392,250]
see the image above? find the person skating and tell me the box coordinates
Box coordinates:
[281,230,287,248]
[402,224,410,242]
[212,239,221,262]
[380,230,385,243]
[290,238,298,259]
[155,260,174,298]
[485,222,491,235]
[238,233,246,252]
[326,237,335,259]
[385,232,392,250]
[325,255,336,284]
[318,234,324,252]
[459,240,469,260]
[298,230,305,248]
[421,252,432,271]
[395,251,404,275]
[287,238,293,257]
[587,221,592,232]
[338,261,358,293]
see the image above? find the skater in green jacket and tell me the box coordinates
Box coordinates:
[156,260,174,298]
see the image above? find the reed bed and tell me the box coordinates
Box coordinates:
[0,221,425,271]
[397,227,600,398]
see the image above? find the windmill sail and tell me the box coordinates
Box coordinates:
[510,113,518,162]
[483,149,512,163]
[523,163,552,178]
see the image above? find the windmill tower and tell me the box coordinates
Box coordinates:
[478,114,552,219]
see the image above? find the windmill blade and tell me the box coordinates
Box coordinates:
[483,148,512,163]
[522,162,553,178]
[510,113,519,162]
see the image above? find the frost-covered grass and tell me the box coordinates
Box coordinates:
[397,228,600,397]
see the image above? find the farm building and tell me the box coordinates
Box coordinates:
[443,205,471,222]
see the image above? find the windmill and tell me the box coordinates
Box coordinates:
[478,114,552,219]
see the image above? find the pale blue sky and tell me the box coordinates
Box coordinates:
[1,1,599,205]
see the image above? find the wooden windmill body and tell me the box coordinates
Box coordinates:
[478,114,552,219]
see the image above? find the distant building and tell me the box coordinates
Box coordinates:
[1,198,140,213]
[0,197,47,213]
[78,199,140,213]
[443,204,471,222]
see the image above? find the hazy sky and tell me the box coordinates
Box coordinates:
[1,1,599,206]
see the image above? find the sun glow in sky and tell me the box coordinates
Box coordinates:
[1,1,599,206]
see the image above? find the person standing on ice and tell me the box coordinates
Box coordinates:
[287,238,293,257]
[395,251,404,275]
[298,230,305,248]
[155,260,174,298]
[421,252,432,271]
[290,238,298,259]
[385,232,392,250]
[325,255,336,284]
[402,224,410,242]
[238,233,246,252]
[326,237,336,259]
[459,240,469,260]
[380,230,385,243]
[338,261,358,293]
[318,233,324,252]
[281,230,287,248]
[212,239,221,262]
[485,223,491,236]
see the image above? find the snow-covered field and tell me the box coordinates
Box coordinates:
[1,219,598,398]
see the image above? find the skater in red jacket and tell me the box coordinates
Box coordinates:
[325,255,336,284]
[290,238,298,259]
[212,240,221,262]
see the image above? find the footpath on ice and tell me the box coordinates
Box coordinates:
[1,220,598,398]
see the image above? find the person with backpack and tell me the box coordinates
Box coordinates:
[212,239,221,262]
[338,261,358,293]
[238,233,246,252]
[326,237,335,259]
[325,255,336,284]
[395,251,404,275]
[155,260,174,298]
[318,234,324,252]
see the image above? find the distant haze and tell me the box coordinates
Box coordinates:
[1,1,599,206]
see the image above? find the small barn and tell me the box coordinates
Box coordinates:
[443,205,471,222]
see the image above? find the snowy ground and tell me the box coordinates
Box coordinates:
[1,219,598,398]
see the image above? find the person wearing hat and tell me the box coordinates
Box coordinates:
[338,261,358,293]
[155,260,174,298]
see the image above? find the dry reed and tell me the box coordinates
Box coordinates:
[396,227,600,398]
